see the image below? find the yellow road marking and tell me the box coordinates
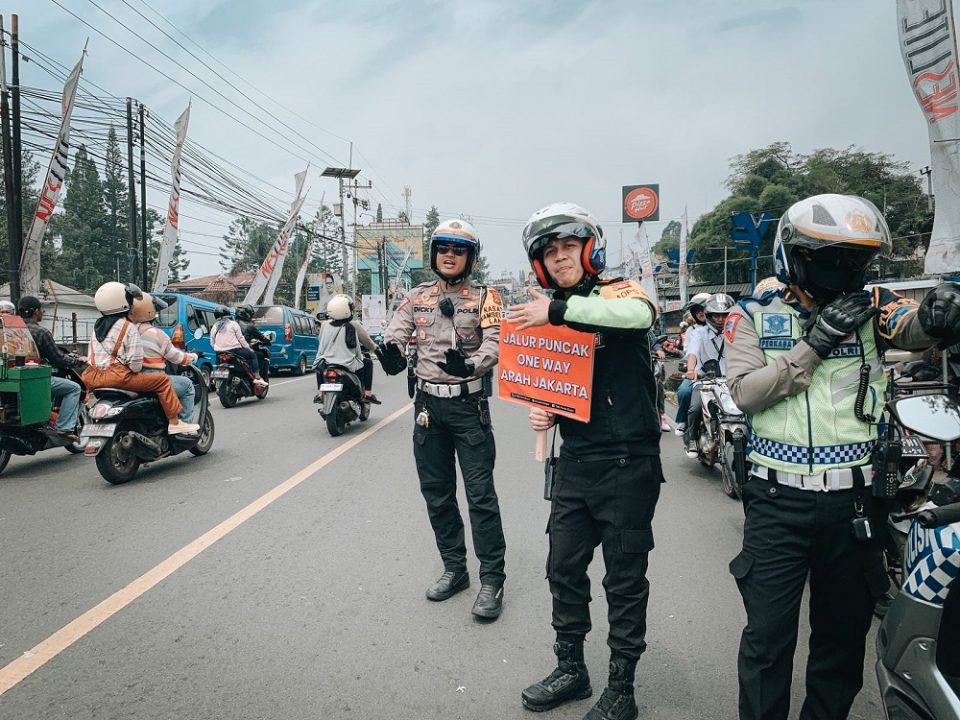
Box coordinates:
[0,402,412,696]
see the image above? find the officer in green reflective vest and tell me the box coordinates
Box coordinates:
[725,193,960,720]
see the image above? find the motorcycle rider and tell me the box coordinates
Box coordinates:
[378,218,507,621]
[130,293,198,423]
[18,295,87,441]
[316,294,380,404]
[725,193,959,720]
[683,293,734,458]
[209,306,268,388]
[0,300,14,315]
[511,202,662,720]
[235,304,272,378]
[648,332,670,431]
[83,282,199,435]
[675,292,710,435]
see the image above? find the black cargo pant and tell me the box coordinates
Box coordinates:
[730,476,889,720]
[548,455,662,659]
[412,391,506,586]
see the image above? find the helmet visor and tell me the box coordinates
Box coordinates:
[523,216,598,256]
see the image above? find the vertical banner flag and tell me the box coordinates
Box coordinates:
[897,1,960,274]
[152,102,191,292]
[680,207,689,305]
[245,167,309,305]
[21,43,87,296]
[294,192,324,309]
[635,223,659,308]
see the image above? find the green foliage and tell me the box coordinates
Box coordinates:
[375,203,383,223]
[0,147,42,279]
[652,219,681,256]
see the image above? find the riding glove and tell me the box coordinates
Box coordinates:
[803,292,878,359]
[919,282,960,340]
[437,348,475,378]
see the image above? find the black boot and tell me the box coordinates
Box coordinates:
[425,570,469,601]
[521,640,592,712]
[583,655,638,720]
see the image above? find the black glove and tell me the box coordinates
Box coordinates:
[437,348,475,378]
[919,282,960,340]
[803,292,878,359]
[376,342,407,376]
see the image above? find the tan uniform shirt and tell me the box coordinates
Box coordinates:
[385,278,502,383]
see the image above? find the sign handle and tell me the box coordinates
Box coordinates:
[534,429,548,462]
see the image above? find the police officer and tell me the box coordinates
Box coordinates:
[511,203,662,720]
[726,193,960,720]
[379,219,507,621]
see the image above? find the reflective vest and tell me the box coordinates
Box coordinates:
[743,295,884,474]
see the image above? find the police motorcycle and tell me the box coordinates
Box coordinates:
[0,318,87,476]
[80,329,215,484]
[680,357,748,499]
[212,332,275,409]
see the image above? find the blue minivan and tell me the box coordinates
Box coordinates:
[252,304,319,375]
[154,292,229,388]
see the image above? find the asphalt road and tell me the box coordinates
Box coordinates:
[0,371,884,720]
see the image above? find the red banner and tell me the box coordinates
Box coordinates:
[497,320,595,422]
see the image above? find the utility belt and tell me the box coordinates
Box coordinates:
[751,464,873,492]
[417,376,486,399]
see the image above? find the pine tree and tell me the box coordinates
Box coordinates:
[100,126,129,279]
[375,203,383,223]
[50,145,108,291]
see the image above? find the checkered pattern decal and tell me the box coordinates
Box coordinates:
[903,521,960,606]
[750,435,873,465]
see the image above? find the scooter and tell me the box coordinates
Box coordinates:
[80,346,215,484]
[0,363,87,476]
[315,360,371,437]
[212,333,274,409]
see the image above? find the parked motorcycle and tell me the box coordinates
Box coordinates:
[212,332,275,409]
[80,351,215,484]
[0,363,87,476]
[315,358,371,437]
[682,358,748,499]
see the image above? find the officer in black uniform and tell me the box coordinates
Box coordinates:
[379,218,507,621]
[511,203,662,720]
[235,304,271,377]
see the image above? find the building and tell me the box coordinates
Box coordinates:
[165,272,256,304]
[0,279,99,345]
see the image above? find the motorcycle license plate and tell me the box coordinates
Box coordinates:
[901,436,928,458]
[319,383,343,391]
[211,368,231,379]
[80,423,117,437]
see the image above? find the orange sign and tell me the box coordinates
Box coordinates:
[622,184,660,222]
[497,320,595,422]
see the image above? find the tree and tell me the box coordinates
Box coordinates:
[100,126,129,280]
[0,147,42,280]
[307,205,343,275]
[220,216,277,274]
[375,203,383,223]
[410,205,440,286]
[472,253,489,283]
[653,219,681,256]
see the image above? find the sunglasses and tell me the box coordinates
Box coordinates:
[435,244,467,256]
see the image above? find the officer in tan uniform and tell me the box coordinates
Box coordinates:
[379,218,507,621]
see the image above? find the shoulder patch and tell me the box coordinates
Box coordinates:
[479,288,503,329]
[598,280,650,301]
[877,290,918,340]
[724,314,742,343]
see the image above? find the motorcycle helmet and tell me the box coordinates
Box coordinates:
[327,294,354,321]
[17,295,42,318]
[430,219,481,283]
[95,282,142,316]
[679,321,689,332]
[522,202,604,289]
[235,304,255,322]
[686,292,711,322]
[0,300,15,315]
[129,292,159,323]
[213,305,232,319]
[774,193,891,302]
[704,293,735,332]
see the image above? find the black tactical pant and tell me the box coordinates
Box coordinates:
[547,455,662,659]
[412,392,506,586]
[730,476,888,720]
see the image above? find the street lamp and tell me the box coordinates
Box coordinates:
[322,166,361,294]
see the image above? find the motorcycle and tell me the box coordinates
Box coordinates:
[315,356,371,437]
[681,358,748,499]
[80,346,215,484]
[0,363,87,476]
[212,332,275,409]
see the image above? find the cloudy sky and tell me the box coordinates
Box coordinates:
[22,0,946,280]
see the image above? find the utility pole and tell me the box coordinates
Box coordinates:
[1,16,19,302]
[723,246,728,291]
[349,176,372,293]
[125,99,138,284]
[920,166,934,212]
[138,103,148,287]
[10,15,22,303]
[321,166,360,296]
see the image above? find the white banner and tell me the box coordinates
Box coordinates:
[636,223,659,308]
[679,207,689,305]
[21,45,86,296]
[244,167,308,306]
[897,0,960,274]
[152,102,191,292]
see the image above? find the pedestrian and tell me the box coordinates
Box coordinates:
[378,218,507,621]
[726,193,960,720]
[510,202,662,720]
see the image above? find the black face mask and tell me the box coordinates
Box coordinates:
[795,246,875,302]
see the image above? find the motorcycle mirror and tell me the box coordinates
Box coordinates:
[891,394,960,441]
[193,328,204,341]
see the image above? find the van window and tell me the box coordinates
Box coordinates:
[185,303,203,334]
[296,316,310,335]
[253,306,284,326]
[155,295,178,328]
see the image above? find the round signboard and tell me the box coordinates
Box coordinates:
[623,187,659,221]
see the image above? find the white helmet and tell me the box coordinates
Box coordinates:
[0,300,14,314]
[430,219,481,283]
[94,282,142,316]
[522,202,604,288]
[326,294,354,321]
